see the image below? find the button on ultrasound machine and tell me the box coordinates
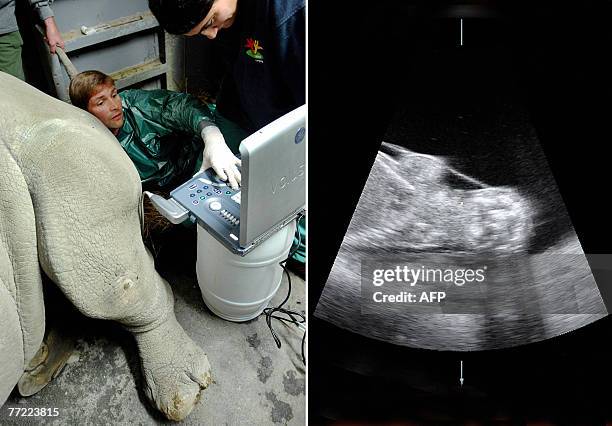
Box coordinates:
[171,169,244,253]
[148,105,306,321]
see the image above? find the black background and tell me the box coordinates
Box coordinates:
[309,0,612,423]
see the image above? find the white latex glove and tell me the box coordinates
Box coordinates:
[199,126,241,189]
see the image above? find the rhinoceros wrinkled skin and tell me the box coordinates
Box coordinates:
[315,141,607,351]
[0,72,211,421]
[0,129,44,405]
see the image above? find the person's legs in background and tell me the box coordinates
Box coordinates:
[0,31,25,80]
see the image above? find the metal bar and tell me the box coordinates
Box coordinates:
[62,12,159,53]
[111,59,168,89]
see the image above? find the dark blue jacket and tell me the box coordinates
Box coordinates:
[216,0,305,133]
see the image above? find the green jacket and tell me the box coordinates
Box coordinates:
[117,89,214,188]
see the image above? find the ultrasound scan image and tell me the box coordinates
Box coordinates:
[315,95,607,351]
[309,3,612,423]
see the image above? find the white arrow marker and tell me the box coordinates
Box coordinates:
[460,360,464,386]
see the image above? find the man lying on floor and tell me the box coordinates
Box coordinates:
[69,70,241,191]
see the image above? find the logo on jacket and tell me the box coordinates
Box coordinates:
[244,38,264,63]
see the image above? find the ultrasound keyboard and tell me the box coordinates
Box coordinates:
[170,169,244,250]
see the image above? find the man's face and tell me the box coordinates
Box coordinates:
[87,82,124,133]
[184,0,238,39]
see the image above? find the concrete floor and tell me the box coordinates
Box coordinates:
[3,229,306,425]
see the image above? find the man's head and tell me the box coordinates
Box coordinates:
[149,0,237,39]
[69,71,124,133]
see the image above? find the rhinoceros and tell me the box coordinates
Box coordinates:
[0,71,211,421]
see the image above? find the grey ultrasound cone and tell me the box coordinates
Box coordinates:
[315,142,607,351]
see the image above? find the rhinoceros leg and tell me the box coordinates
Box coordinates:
[0,136,45,405]
[27,128,211,419]
[0,72,211,421]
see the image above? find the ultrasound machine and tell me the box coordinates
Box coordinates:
[147,105,306,321]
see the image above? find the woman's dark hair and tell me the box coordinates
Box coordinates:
[149,0,215,35]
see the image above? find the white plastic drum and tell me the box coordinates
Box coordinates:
[196,221,297,322]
